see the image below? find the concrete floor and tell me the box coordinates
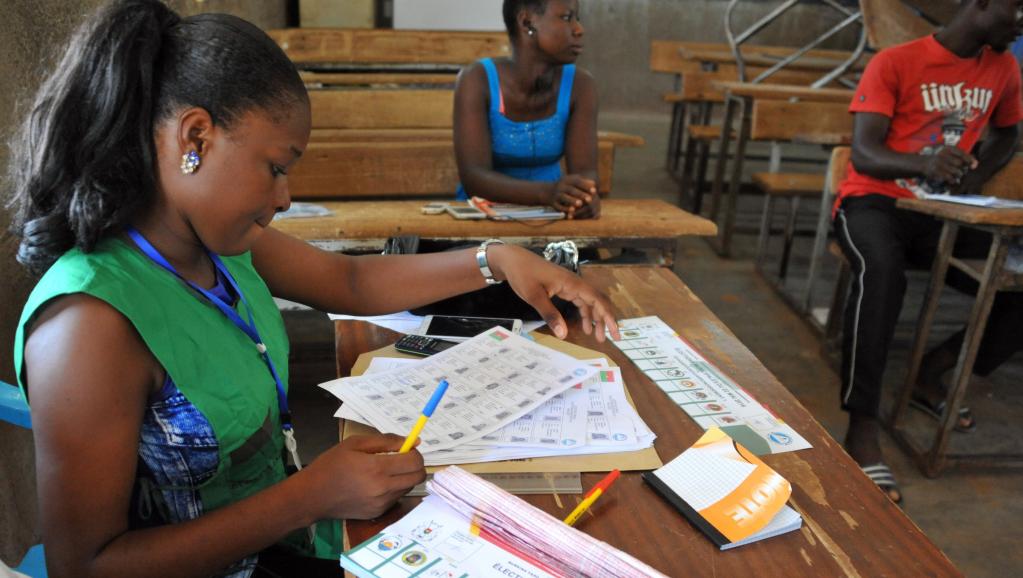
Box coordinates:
[284,110,1023,577]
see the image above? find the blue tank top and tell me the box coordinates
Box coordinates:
[455,58,576,200]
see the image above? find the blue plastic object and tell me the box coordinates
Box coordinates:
[14,544,46,577]
[0,380,31,429]
[1,380,44,576]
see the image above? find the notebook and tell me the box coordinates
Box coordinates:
[340,466,668,577]
[642,427,802,550]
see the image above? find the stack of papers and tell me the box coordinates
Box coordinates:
[919,192,1023,209]
[321,328,655,466]
[340,466,669,578]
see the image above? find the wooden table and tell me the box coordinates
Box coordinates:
[335,265,961,577]
[271,199,716,267]
[708,82,853,257]
[890,199,1023,476]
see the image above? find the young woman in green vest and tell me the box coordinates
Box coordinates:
[7,1,619,576]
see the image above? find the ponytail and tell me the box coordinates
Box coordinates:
[7,0,306,274]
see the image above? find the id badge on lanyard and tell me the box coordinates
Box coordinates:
[125,227,305,470]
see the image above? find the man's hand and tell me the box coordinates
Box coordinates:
[920,146,979,185]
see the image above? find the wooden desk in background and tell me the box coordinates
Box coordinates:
[334,266,960,577]
[891,199,1023,477]
[271,199,715,267]
[708,82,854,257]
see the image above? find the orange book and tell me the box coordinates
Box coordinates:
[642,428,802,550]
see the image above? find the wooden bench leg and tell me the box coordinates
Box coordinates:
[678,129,699,208]
[755,193,775,270]
[925,233,1010,476]
[708,96,737,225]
[666,101,684,172]
[779,197,801,280]
[717,96,749,258]
[692,140,711,215]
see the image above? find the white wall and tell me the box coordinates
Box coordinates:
[394,0,504,31]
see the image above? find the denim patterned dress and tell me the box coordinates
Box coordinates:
[133,273,258,577]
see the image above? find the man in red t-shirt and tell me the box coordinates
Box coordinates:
[835,0,1023,503]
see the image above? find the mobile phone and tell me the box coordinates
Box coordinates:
[421,202,449,215]
[416,315,523,342]
[445,205,487,220]
[394,334,458,357]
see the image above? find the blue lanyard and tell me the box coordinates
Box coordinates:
[124,227,294,432]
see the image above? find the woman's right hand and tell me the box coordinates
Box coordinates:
[544,174,597,215]
[300,434,425,520]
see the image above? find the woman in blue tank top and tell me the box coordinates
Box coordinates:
[454,0,601,219]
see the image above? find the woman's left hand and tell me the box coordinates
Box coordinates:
[488,244,620,341]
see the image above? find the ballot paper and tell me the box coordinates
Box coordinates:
[608,316,811,455]
[320,327,600,453]
[328,347,656,466]
[919,192,1023,209]
[340,466,669,578]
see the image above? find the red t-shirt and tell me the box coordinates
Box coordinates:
[837,35,1023,210]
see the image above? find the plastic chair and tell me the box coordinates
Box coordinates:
[1,380,46,577]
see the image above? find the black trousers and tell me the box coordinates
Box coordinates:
[834,194,1023,418]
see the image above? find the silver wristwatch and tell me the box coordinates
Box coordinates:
[476,239,505,285]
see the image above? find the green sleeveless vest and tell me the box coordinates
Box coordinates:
[14,237,340,558]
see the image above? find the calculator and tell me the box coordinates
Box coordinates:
[394,334,458,357]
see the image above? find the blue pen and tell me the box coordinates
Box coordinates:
[399,380,449,453]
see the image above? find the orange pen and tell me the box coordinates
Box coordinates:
[564,469,621,526]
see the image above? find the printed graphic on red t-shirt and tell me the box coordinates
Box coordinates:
[837,35,1023,209]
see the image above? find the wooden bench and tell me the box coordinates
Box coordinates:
[269,28,510,68]
[749,99,852,283]
[708,84,854,257]
[297,89,645,198]
[272,199,716,266]
[299,71,457,88]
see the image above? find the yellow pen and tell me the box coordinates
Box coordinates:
[399,379,449,453]
[564,469,620,526]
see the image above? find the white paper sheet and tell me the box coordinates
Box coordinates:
[609,316,811,455]
[320,327,599,453]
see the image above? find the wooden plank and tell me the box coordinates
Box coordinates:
[299,71,457,87]
[309,89,452,129]
[290,141,458,199]
[290,140,621,199]
[650,40,869,74]
[337,266,962,577]
[272,200,717,243]
[681,49,866,74]
[896,200,1023,227]
[268,28,510,65]
[665,69,841,104]
[828,147,852,195]
[749,99,852,141]
[978,154,1023,200]
[717,82,854,103]
[308,128,644,148]
[860,0,936,50]
[753,172,825,196]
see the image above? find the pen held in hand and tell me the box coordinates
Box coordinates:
[399,379,449,454]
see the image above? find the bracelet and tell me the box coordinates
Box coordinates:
[476,239,505,285]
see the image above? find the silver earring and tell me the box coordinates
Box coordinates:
[180,150,201,175]
[528,28,534,36]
